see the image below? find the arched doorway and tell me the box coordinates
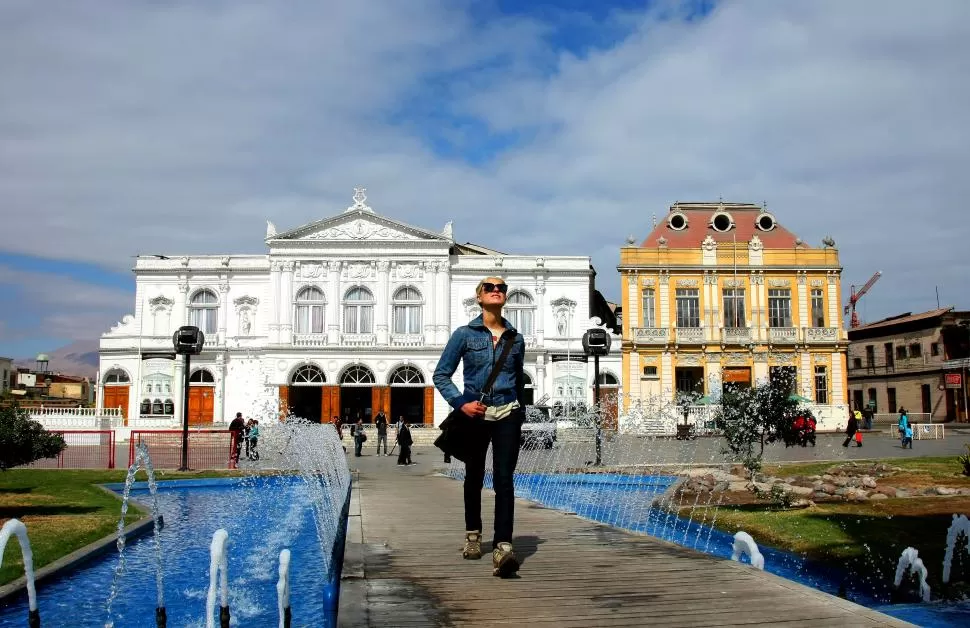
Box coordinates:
[102,368,131,424]
[389,365,427,424]
[341,365,375,423]
[521,372,535,406]
[289,364,326,423]
[188,368,215,425]
[593,371,620,429]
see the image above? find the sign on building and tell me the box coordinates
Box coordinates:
[945,373,962,389]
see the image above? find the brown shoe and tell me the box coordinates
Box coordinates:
[462,531,482,560]
[492,542,520,577]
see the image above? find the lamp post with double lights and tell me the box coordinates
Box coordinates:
[173,326,205,471]
[582,328,611,466]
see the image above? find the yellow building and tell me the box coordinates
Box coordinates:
[619,202,849,430]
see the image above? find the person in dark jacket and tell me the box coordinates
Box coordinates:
[375,411,388,456]
[353,418,366,457]
[396,421,413,466]
[229,412,246,466]
[843,410,861,448]
[432,276,525,579]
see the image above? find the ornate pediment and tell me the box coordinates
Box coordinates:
[270,188,452,244]
[302,218,422,242]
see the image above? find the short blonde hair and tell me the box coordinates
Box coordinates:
[475,276,506,296]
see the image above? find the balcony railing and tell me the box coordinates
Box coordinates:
[722,327,751,344]
[633,327,669,345]
[768,327,798,344]
[341,333,377,347]
[804,327,838,343]
[30,407,122,418]
[675,327,705,344]
[293,334,328,347]
[390,334,425,347]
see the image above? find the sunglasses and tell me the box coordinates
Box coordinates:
[481,282,508,294]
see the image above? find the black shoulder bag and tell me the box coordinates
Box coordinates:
[434,330,517,462]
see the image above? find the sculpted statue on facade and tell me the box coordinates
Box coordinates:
[240,311,252,336]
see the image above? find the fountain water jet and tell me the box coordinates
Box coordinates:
[277,549,292,628]
[943,513,970,585]
[104,441,165,627]
[206,529,230,628]
[731,531,765,570]
[0,519,39,628]
[893,547,931,603]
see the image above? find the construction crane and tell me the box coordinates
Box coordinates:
[844,271,883,328]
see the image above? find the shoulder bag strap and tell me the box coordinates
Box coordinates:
[481,330,518,398]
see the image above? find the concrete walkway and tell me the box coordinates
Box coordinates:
[338,450,911,628]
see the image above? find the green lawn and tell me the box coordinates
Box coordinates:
[710,456,970,594]
[0,469,242,586]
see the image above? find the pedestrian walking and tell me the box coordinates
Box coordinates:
[843,409,862,448]
[396,421,412,466]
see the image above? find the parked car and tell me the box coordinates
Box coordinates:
[521,405,556,449]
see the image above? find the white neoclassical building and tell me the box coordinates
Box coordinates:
[98,189,621,429]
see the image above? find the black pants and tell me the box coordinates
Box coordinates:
[463,412,522,549]
[397,445,411,465]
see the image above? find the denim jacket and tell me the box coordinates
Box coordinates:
[433,315,525,410]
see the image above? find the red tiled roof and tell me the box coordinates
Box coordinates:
[639,202,805,249]
[852,307,954,333]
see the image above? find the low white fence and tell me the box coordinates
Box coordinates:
[29,407,122,418]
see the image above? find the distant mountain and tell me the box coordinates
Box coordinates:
[15,340,99,379]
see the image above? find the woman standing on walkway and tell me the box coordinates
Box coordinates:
[433,276,526,578]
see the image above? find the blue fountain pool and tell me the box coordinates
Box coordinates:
[0,475,345,628]
[488,472,969,627]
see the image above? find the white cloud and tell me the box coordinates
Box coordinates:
[0,0,968,325]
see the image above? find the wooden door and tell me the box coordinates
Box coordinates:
[279,386,290,421]
[188,386,214,425]
[381,387,391,416]
[103,386,129,423]
[371,387,384,421]
[423,387,435,425]
[321,386,340,423]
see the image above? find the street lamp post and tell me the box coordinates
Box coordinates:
[173,326,205,471]
[582,328,611,466]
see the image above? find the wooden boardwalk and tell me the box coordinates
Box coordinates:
[338,450,910,628]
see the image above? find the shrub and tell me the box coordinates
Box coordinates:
[0,404,67,470]
[959,444,970,477]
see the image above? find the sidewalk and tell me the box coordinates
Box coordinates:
[338,451,911,627]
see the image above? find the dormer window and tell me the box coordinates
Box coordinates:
[668,212,688,231]
[756,212,776,231]
[711,211,734,233]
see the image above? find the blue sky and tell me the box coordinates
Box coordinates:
[1,0,969,359]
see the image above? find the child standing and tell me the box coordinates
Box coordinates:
[902,424,914,449]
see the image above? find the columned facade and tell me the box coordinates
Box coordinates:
[100,189,620,427]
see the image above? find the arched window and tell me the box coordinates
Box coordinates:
[190,369,215,384]
[343,287,374,334]
[188,289,219,334]
[152,399,164,414]
[291,365,326,385]
[389,365,424,385]
[596,372,619,386]
[522,372,534,387]
[294,286,326,334]
[341,365,375,385]
[163,399,175,415]
[103,369,130,385]
[392,286,423,335]
[505,291,534,335]
[140,399,151,415]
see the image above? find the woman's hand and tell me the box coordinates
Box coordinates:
[461,401,486,418]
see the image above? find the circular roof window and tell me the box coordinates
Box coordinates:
[668,212,688,231]
[711,212,733,233]
[756,212,776,232]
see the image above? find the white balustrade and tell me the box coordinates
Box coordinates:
[341,333,377,347]
[768,327,799,344]
[804,327,838,343]
[293,334,328,347]
[390,334,425,347]
[722,327,752,344]
[633,327,669,345]
[675,327,705,344]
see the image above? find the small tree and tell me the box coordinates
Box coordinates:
[715,370,801,476]
[0,404,67,470]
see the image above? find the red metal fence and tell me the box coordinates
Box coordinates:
[29,430,116,469]
[129,430,235,470]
